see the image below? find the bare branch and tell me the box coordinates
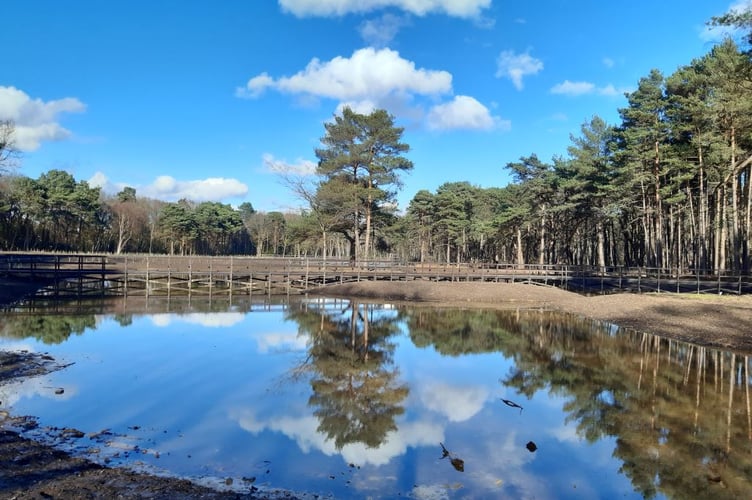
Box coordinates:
[0,120,20,173]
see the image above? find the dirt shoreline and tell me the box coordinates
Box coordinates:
[2,280,751,497]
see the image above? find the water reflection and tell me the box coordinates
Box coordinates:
[288,301,409,450]
[0,298,751,499]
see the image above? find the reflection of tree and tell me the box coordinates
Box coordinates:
[287,301,408,450]
[402,306,752,499]
[113,314,133,327]
[0,314,96,344]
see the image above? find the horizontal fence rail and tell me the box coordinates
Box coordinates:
[2,252,752,301]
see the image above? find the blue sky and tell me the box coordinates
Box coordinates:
[1,0,747,213]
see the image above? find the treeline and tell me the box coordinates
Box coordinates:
[2,34,752,271]
[0,170,280,256]
[401,39,752,272]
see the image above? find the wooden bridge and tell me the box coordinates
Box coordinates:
[2,252,752,302]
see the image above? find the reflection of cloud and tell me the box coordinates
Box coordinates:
[0,375,77,407]
[233,408,443,466]
[149,313,245,328]
[339,420,442,466]
[0,343,77,406]
[419,381,488,422]
[254,331,309,353]
[472,432,545,500]
[547,422,581,444]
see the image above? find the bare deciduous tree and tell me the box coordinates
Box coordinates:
[0,120,20,173]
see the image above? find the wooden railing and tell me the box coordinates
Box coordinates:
[2,252,752,299]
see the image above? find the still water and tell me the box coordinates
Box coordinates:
[1,296,751,499]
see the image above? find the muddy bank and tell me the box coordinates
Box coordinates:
[310,281,752,353]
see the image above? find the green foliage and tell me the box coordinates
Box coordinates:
[313,107,413,261]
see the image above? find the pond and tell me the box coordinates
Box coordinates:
[1,295,751,499]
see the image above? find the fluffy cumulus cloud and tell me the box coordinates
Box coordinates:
[237,47,509,132]
[279,0,491,18]
[262,153,317,175]
[145,176,248,201]
[550,80,627,97]
[495,50,543,90]
[239,48,505,132]
[427,95,505,131]
[0,86,85,151]
[89,172,248,202]
[237,47,452,105]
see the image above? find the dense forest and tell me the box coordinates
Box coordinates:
[2,11,752,272]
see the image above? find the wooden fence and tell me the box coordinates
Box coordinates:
[2,252,752,300]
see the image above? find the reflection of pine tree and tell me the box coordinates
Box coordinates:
[290,301,408,450]
[402,306,752,499]
[1,314,96,344]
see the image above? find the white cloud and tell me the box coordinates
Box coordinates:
[89,171,129,194]
[597,84,622,96]
[550,80,595,96]
[335,99,379,115]
[262,153,317,176]
[235,72,274,99]
[495,50,543,90]
[279,0,491,18]
[359,13,410,46]
[239,47,503,133]
[550,80,628,97]
[602,57,615,68]
[143,176,249,202]
[0,86,85,151]
[426,95,505,131]
[237,47,452,104]
[90,171,248,202]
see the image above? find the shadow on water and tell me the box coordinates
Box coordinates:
[1,296,751,498]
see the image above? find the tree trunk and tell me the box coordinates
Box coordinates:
[539,208,546,266]
[516,227,524,268]
[596,220,606,269]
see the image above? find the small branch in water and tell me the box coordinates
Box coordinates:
[501,398,524,414]
[439,442,465,472]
